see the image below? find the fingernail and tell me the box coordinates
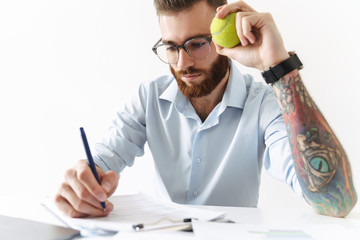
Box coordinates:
[241,38,248,46]
[107,204,113,211]
[249,36,255,44]
[104,204,113,215]
[102,181,112,192]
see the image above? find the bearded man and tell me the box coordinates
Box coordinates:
[55,0,357,218]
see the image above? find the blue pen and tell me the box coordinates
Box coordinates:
[80,127,106,211]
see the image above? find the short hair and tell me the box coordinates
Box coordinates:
[153,0,227,16]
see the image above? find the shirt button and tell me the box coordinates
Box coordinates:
[196,158,201,164]
[193,190,198,196]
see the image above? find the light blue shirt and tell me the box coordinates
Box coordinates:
[93,61,302,207]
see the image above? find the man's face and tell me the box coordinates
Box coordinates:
[159,1,229,98]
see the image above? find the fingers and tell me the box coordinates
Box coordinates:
[216,11,271,47]
[55,159,118,218]
[54,191,114,218]
[54,192,87,218]
[213,1,261,47]
[213,1,287,70]
[216,1,256,19]
[213,42,224,53]
[76,160,108,202]
[237,12,266,46]
[235,12,251,46]
[64,168,104,209]
[100,170,119,196]
[56,183,111,217]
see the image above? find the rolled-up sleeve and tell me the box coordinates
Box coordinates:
[93,83,148,174]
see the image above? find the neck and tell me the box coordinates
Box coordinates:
[189,68,230,122]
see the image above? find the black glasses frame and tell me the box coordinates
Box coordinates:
[152,36,213,64]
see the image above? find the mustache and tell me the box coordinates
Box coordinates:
[175,67,204,76]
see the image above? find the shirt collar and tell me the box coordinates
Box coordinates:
[159,60,247,111]
[159,77,188,112]
[223,60,247,109]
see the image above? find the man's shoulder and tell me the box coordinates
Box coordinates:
[236,73,283,131]
[231,70,274,106]
[140,74,175,96]
[242,74,273,98]
[230,62,273,98]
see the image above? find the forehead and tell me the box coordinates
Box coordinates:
[158,1,215,44]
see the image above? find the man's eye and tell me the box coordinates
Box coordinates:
[188,41,206,49]
[166,45,177,52]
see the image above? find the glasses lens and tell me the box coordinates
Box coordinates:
[185,38,211,60]
[153,37,211,64]
[156,44,178,64]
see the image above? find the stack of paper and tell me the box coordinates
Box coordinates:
[44,193,225,233]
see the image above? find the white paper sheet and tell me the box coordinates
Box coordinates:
[43,193,225,233]
[85,229,195,240]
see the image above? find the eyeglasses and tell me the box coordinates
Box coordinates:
[152,36,212,64]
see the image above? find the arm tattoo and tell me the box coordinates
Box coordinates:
[273,70,357,217]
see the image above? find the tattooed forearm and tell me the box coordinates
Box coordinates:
[273,70,357,217]
[297,129,339,193]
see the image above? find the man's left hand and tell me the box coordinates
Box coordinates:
[214,1,289,70]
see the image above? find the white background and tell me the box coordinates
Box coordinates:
[0,0,359,213]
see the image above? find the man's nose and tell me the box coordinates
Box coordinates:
[176,48,194,70]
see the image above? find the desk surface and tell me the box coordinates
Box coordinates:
[1,194,359,239]
[202,204,360,228]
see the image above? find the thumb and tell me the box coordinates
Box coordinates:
[213,41,232,57]
[213,40,240,59]
[101,170,119,196]
[214,41,236,59]
[213,41,224,53]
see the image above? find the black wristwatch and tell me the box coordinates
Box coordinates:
[261,52,303,85]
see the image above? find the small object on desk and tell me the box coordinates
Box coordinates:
[80,127,106,211]
[132,218,193,232]
[212,218,236,224]
[0,214,80,240]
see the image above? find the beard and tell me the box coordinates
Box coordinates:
[170,55,229,98]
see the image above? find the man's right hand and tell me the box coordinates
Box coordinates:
[54,159,119,218]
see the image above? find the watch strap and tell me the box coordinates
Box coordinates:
[262,52,303,85]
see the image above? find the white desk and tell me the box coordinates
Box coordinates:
[201,204,360,227]
[1,194,359,239]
